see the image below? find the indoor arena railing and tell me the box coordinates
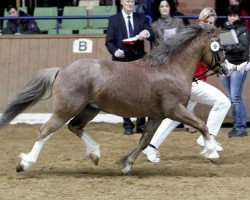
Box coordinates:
[0,15,249,34]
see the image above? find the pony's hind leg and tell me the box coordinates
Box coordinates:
[16,114,69,172]
[68,105,101,165]
[16,132,54,172]
[120,118,162,175]
[170,104,219,162]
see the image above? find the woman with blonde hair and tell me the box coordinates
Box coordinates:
[199,7,217,24]
[184,7,218,133]
[143,7,231,163]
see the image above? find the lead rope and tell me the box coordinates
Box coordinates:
[192,50,223,83]
[192,69,216,83]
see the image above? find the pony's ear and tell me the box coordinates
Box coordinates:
[194,24,204,34]
[201,23,216,34]
[211,27,221,39]
[214,27,222,34]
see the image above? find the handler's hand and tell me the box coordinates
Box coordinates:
[236,61,250,71]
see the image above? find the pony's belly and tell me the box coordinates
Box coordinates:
[90,102,162,118]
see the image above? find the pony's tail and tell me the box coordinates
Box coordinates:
[0,67,60,128]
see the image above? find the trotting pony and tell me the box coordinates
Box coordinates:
[0,25,229,175]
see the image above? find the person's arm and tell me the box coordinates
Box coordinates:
[142,16,155,42]
[224,28,249,53]
[225,60,250,71]
[105,16,124,58]
[151,22,159,47]
[105,17,119,55]
[2,21,16,34]
[135,14,155,41]
[22,20,41,34]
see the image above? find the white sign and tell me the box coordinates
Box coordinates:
[164,28,176,41]
[219,29,239,45]
[210,41,220,52]
[73,39,93,53]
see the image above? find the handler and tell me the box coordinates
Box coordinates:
[143,7,231,163]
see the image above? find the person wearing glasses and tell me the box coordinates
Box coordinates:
[143,7,231,163]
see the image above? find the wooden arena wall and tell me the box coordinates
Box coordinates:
[0,35,111,114]
[0,35,249,122]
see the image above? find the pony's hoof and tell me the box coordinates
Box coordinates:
[208,150,220,159]
[122,170,133,176]
[120,163,133,175]
[207,150,220,164]
[119,157,133,175]
[209,158,220,164]
[120,161,132,175]
[16,161,24,172]
[89,154,99,166]
[16,157,34,172]
[208,152,220,164]
[200,149,220,164]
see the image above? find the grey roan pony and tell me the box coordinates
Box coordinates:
[0,25,228,175]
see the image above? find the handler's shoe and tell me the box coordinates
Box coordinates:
[197,135,223,152]
[142,146,160,163]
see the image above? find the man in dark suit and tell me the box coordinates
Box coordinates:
[105,0,155,135]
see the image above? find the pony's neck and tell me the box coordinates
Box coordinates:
[172,35,205,72]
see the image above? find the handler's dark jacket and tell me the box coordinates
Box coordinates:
[223,18,249,65]
[2,10,40,34]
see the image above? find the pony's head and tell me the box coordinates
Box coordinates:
[199,25,229,76]
[144,25,229,76]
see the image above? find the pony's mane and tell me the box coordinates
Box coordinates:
[144,25,212,66]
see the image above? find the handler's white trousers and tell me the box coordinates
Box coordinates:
[150,80,231,148]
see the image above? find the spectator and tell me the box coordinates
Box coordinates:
[0,0,15,28]
[2,5,40,34]
[151,0,184,47]
[216,0,250,30]
[229,1,250,29]
[222,5,249,138]
[105,0,155,135]
[143,7,231,163]
[152,0,192,132]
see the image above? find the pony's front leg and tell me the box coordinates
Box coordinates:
[200,135,220,163]
[172,104,219,162]
[16,133,54,172]
[120,118,162,175]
